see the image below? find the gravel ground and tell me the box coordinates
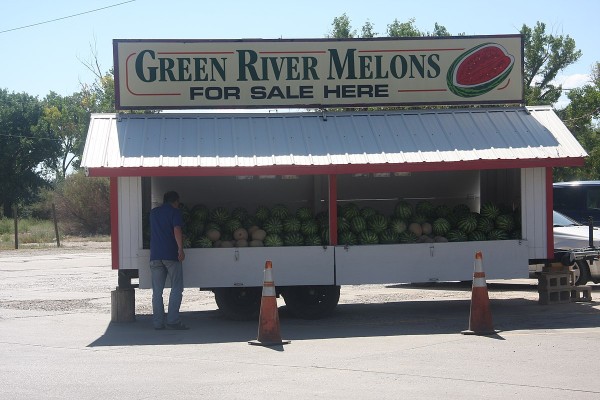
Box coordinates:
[0,241,546,319]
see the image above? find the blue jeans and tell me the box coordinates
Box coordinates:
[150,259,184,328]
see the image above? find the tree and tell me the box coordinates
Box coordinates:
[328,13,356,38]
[554,62,600,181]
[36,92,89,180]
[0,89,60,217]
[386,18,422,37]
[521,22,582,106]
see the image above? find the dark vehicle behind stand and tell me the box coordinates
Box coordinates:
[553,181,600,227]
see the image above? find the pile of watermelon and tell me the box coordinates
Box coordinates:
[143,200,521,249]
[174,204,326,248]
[335,200,521,246]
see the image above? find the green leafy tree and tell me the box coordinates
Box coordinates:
[36,92,89,180]
[554,62,600,181]
[329,13,356,38]
[521,22,582,106]
[0,89,60,217]
[386,18,422,37]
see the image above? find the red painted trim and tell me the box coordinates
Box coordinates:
[110,177,119,270]
[328,175,338,246]
[86,157,586,178]
[546,167,554,259]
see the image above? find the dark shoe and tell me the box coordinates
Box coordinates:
[166,322,190,330]
[154,325,165,330]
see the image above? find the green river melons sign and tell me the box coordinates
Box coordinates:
[114,36,523,110]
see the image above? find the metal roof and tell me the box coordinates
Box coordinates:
[81,106,586,176]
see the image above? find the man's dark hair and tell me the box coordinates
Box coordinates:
[163,191,180,204]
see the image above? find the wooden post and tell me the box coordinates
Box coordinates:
[13,205,18,250]
[52,203,60,247]
[111,288,136,322]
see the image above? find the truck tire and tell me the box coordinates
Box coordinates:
[572,260,591,286]
[213,287,262,320]
[282,285,340,319]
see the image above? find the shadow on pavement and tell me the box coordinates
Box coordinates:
[88,295,600,347]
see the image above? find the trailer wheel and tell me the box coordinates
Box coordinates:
[571,260,591,286]
[213,287,262,320]
[282,285,340,319]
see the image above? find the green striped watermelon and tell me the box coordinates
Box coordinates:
[271,204,290,220]
[263,217,283,234]
[254,206,270,222]
[304,234,323,246]
[399,231,418,243]
[284,232,305,246]
[389,218,407,234]
[358,231,379,245]
[457,213,478,233]
[416,200,435,218]
[296,207,313,221]
[432,218,451,236]
[495,214,515,232]
[264,234,284,247]
[394,201,413,220]
[339,231,358,246]
[209,207,230,225]
[477,217,495,233]
[300,219,319,236]
[350,216,367,234]
[283,217,301,233]
[368,214,388,234]
[360,207,378,219]
[447,229,468,242]
[379,229,400,244]
[480,202,500,220]
[487,229,509,240]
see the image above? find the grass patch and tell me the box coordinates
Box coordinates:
[0,217,61,249]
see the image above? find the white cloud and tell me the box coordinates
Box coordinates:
[554,73,591,89]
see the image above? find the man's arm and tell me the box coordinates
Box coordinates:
[174,226,185,261]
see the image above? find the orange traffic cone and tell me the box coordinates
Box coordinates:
[249,260,290,346]
[461,251,497,336]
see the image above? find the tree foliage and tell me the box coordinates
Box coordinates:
[0,89,60,217]
[52,170,110,235]
[521,22,582,105]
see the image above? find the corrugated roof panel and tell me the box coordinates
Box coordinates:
[80,106,587,173]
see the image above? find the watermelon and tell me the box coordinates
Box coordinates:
[263,217,283,234]
[457,213,478,233]
[487,229,509,240]
[296,207,313,221]
[340,203,360,220]
[379,229,400,244]
[191,204,209,221]
[224,218,242,233]
[284,232,305,246]
[360,207,378,219]
[399,231,418,243]
[368,214,388,234]
[495,214,515,232]
[254,206,270,222]
[193,236,214,248]
[337,216,351,233]
[271,204,290,220]
[432,218,451,236]
[358,231,379,245]
[415,200,435,219]
[447,43,515,98]
[301,220,319,236]
[389,218,407,234]
[447,229,468,242]
[209,207,230,225]
[264,234,284,247]
[480,202,500,220]
[304,234,323,246]
[468,231,487,241]
[229,207,247,221]
[339,231,358,246]
[350,216,367,234]
[477,217,495,233]
[394,201,413,220]
[320,227,329,243]
[283,217,301,233]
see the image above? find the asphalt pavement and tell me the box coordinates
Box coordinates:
[1,249,600,399]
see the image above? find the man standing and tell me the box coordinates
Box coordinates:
[149,191,189,330]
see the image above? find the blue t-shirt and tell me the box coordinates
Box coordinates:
[150,203,184,261]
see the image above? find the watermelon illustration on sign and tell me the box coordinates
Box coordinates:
[446,43,515,98]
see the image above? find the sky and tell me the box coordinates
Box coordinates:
[1,0,598,106]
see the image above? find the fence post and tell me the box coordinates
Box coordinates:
[52,203,60,247]
[13,205,18,250]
